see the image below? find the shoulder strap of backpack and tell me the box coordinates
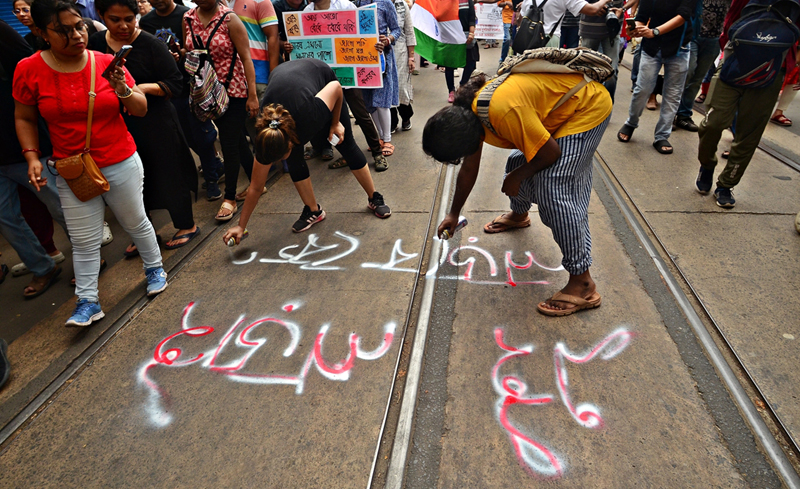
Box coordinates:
[205,11,232,49]
[223,46,238,88]
[547,13,565,39]
[551,74,590,112]
[475,72,510,136]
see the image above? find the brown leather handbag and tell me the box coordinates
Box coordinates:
[54,51,110,202]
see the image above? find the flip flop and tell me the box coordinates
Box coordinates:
[304,147,321,160]
[770,114,792,126]
[381,142,395,157]
[321,148,334,161]
[215,201,237,222]
[617,124,635,143]
[653,139,673,154]
[483,213,531,234]
[165,227,201,250]
[536,291,602,317]
[328,157,348,169]
[23,265,61,299]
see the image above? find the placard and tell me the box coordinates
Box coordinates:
[284,8,383,88]
[475,3,504,40]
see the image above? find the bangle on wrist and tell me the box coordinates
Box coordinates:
[116,85,134,99]
[22,148,42,156]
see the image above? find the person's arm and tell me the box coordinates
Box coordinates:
[227,14,260,116]
[634,14,686,38]
[138,40,184,97]
[106,65,149,116]
[223,157,271,244]
[15,102,47,191]
[438,144,483,237]
[579,0,611,17]
[316,79,345,143]
[263,24,280,73]
[500,137,560,197]
[621,0,637,12]
[385,1,402,45]
[404,6,416,70]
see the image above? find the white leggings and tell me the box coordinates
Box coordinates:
[371,108,391,142]
[777,87,797,112]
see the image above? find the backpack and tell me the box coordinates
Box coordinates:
[720,0,800,88]
[512,0,564,53]
[473,47,613,136]
[184,11,237,121]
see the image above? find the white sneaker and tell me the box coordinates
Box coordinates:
[101,221,113,247]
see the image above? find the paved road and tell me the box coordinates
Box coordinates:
[0,47,798,488]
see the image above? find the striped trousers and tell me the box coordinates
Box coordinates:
[504,117,609,275]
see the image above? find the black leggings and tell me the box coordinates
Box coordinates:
[215,97,254,200]
[287,100,367,182]
[445,55,477,92]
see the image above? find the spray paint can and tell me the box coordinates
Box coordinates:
[441,218,468,240]
[227,229,249,247]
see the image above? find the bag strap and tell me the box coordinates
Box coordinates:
[548,13,565,39]
[85,50,96,152]
[188,10,231,50]
[551,74,590,112]
[223,45,238,88]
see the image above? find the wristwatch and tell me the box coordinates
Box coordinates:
[652,27,660,36]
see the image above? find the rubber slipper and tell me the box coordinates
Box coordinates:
[304,147,320,160]
[382,142,395,157]
[328,157,348,169]
[770,114,792,126]
[0,264,8,285]
[321,148,334,161]
[71,259,107,286]
[165,227,201,250]
[215,201,237,221]
[694,94,706,104]
[483,213,531,234]
[653,139,673,154]
[123,243,139,258]
[617,124,635,143]
[23,265,61,299]
[536,291,602,317]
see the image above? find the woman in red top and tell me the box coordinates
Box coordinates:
[14,0,168,327]
[183,0,259,221]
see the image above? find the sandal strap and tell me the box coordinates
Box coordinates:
[220,201,235,211]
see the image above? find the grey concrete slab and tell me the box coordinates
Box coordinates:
[430,204,745,487]
[0,212,429,487]
[603,67,800,451]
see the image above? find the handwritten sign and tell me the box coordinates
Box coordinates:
[284,8,382,88]
[475,3,504,40]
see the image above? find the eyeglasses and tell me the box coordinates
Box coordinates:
[47,22,88,36]
[13,7,31,14]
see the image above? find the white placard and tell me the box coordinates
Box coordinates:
[475,4,504,40]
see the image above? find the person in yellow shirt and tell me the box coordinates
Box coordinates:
[423,71,612,316]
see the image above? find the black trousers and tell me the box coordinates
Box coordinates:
[215,97,253,200]
[288,99,367,182]
[391,104,414,129]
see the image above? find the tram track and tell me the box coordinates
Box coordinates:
[593,150,800,487]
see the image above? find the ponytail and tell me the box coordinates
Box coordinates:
[254,104,300,165]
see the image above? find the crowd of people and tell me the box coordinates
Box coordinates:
[1,0,799,339]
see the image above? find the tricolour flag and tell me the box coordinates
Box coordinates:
[411,0,467,68]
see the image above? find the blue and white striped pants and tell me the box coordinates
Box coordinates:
[503,117,609,275]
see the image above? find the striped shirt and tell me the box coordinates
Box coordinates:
[230,0,278,84]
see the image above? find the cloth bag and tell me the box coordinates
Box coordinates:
[53,50,110,202]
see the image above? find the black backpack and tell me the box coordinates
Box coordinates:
[512,0,563,53]
[720,0,800,88]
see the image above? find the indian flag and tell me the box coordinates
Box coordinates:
[411,0,466,68]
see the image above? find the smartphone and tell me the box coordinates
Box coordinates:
[164,34,181,54]
[102,45,133,79]
[625,18,636,30]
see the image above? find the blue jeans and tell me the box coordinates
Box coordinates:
[57,153,162,303]
[560,25,580,49]
[501,23,512,62]
[677,37,721,119]
[581,35,621,102]
[625,47,691,142]
[0,160,65,277]
[172,96,223,183]
[631,43,641,84]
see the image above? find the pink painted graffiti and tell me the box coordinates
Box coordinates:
[492,327,633,479]
[139,301,396,426]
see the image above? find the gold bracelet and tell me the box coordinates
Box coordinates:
[116,86,134,99]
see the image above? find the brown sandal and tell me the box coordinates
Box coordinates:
[537,291,602,317]
[23,265,62,299]
[483,213,531,233]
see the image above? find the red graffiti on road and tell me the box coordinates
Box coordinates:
[492,327,633,479]
[139,301,396,427]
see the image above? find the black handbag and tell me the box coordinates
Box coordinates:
[512,0,563,53]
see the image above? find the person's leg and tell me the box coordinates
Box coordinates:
[624,51,661,131]
[344,88,383,157]
[504,150,534,219]
[718,72,784,189]
[398,103,414,126]
[580,37,600,51]
[336,104,376,198]
[698,75,742,171]
[372,108,392,143]
[602,35,620,102]
[560,25,579,49]
[654,47,691,143]
[101,153,162,271]
[500,22,511,62]
[445,67,456,93]
[460,55,477,86]
[678,37,720,120]
[18,185,57,255]
[533,118,609,312]
[772,86,797,121]
[164,189,197,246]
[0,169,56,279]
[215,98,249,202]
[172,96,222,184]
[631,42,641,84]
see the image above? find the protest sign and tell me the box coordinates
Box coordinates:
[284,8,383,88]
[475,3,504,40]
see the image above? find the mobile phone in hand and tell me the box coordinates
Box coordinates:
[102,45,133,79]
[625,18,636,30]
